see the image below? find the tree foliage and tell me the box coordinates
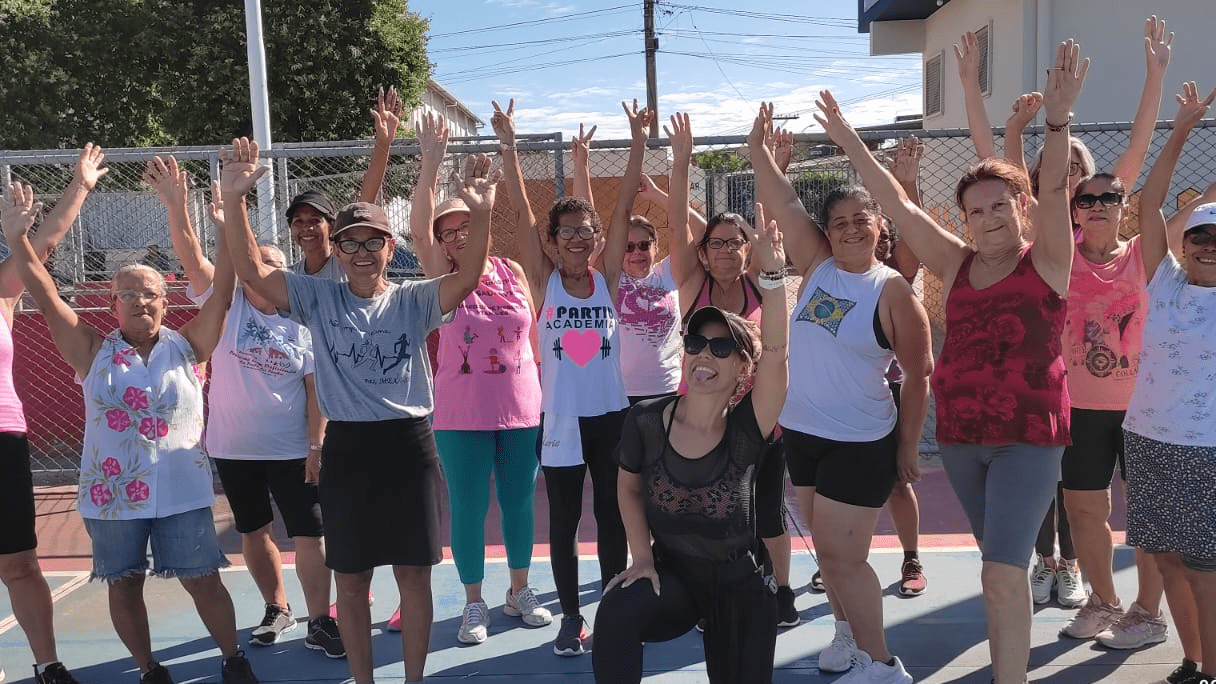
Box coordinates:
[0,0,429,149]
[694,149,750,173]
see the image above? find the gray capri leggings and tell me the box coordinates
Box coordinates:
[940,443,1064,568]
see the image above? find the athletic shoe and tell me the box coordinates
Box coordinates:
[305,616,346,658]
[458,601,490,644]
[1176,671,1216,684]
[328,591,374,620]
[504,586,553,627]
[694,618,706,633]
[553,615,591,656]
[832,651,913,684]
[1149,659,1197,684]
[386,607,402,632]
[898,558,927,597]
[1060,594,1123,639]
[1096,601,1169,649]
[776,585,800,627]
[1030,554,1055,605]
[249,603,296,646]
[818,620,859,673]
[808,570,825,593]
[1056,558,1087,608]
[140,664,174,684]
[220,651,258,684]
[33,663,81,684]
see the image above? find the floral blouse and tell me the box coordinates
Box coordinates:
[77,328,213,520]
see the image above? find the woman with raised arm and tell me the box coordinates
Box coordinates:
[750,103,932,684]
[0,146,104,684]
[2,176,258,684]
[817,39,1086,684]
[592,201,788,684]
[218,137,493,684]
[1123,81,1216,684]
[408,102,550,646]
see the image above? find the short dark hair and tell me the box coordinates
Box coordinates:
[819,186,880,228]
[699,213,750,249]
[547,196,602,238]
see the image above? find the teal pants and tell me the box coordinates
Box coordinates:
[434,427,540,585]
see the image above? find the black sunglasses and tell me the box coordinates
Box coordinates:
[683,334,738,358]
[335,236,387,254]
[1185,229,1216,246]
[1074,192,1123,209]
[626,240,652,253]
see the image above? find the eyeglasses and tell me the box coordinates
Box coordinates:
[683,334,739,358]
[556,224,600,240]
[1074,192,1123,209]
[335,236,387,254]
[876,233,892,244]
[1068,161,1083,177]
[705,237,746,251]
[626,240,652,253]
[1185,229,1216,246]
[115,290,163,304]
[438,227,469,244]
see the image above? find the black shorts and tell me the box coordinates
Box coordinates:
[0,433,37,555]
[1061,408,1126,491]
[319,417,444,573]
[213,458,323,537]
[782,427,897,509]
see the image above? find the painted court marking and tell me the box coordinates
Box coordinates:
[0,571,90,637]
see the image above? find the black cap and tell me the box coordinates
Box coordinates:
[286,190,337,221]
[685,306,746,349]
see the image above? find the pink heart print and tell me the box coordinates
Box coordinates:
[561,329,602,367]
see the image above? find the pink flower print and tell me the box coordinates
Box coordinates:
[112,349,134,367]
[101,457,122,477]
[138,417,169,441]
[123,387,149,410]
[89,483,113,507]
[105,409,132,432]
[192,364,207,384]
[125,479,150,502]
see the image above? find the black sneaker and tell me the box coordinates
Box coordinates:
[139,663,174,684]
[305,616,346,658]
[1163,660,1199,684]
[249,603,296,646]
[1175,670,1214,684]
[808,570,825,593]
[775,585,800,627]
[220,651,258,684]
[552,615,591,656]
[34,663,81,684]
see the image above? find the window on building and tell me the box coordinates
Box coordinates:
[925,51,943,117]
[976,23,992,95]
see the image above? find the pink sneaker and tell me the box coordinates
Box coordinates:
[387,607,402,632]
[328,591,375,619]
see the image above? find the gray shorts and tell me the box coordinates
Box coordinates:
[940,443,1064,568]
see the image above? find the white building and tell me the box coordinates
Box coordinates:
[415,79,483,138]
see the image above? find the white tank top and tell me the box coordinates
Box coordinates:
[538,269,628,417]
[780,258,898,441]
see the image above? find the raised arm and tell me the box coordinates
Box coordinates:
[438,155,498,314]
[492,99,538,273]
[409,112,451,278]
[744,203,788,437]
[571,123,596,204]
[664,115,703,289]
[144,156,215,293]
[1166,177,1216,256]
[1113,17,1172,189]
[178,215,236,362]
[954,32,997,160]
[359,86,403,204]
[769,127,795,175]
[603,100,652,300]
[1003,92,1042,176]
[886,136,925,281]
[1,184,100,376]
[1139,82,1216,281]
[747,102,829,277]
[218,138,286,310]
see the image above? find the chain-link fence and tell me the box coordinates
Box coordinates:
[5,119,1216,475]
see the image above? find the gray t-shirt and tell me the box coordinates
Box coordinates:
[284,273,452,421]
[290,255,346,282]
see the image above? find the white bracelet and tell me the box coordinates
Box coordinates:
[758,272,785,290]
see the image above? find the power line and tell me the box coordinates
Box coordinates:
[429,30,639,54]
[427,5,636,39]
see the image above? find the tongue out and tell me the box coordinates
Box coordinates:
[691,367,717,384]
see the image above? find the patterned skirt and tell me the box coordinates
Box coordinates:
[1123,430,1216,564]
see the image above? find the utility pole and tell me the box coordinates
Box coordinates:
[644,0,659,138]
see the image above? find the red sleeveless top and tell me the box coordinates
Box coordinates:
[931,247,1070,446]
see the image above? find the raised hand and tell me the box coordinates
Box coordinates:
[747,101,774,150]
[455,154,503,214]
[219,137,270,198]
[663,112,693,162]
[1006,92,1043,130]
[1174,81,1216,130]
[889,135,924,189]
[74,143,109,191]
[743,203,785,274]
[1144,15,1173,78]
[1043,39,1089,121]
[418,111,449,161]
[622,99,653,144]
[769,127,794,174]
[953,32,981,83]
[812,90,856,146]
[371,86,403,143]
[491,99,518,146]
[143,156,190,207]
[207,181,225,228]
[638,173,665,203]
[1,183,42,241]
[571,122,596,167]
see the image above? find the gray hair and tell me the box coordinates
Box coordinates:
[110,264,166,296]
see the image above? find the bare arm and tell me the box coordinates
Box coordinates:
[769,127,794,175]
[954,32,997,160]
[745,203,789,437]
[359,86,403,204]
[304,374,324,484]
[604,100,652,303]
[663,117,703,288]
[1003,93,1042,176]
[881,277,932,484]
[605,468,659,595]
[179,218,236,363]
[1113,17,1172,189]
[145,156,215,293]
[438,155,498,314]
[571,123,596,204]
[638,172,708,255]
[492,99,539,282]
[218,138,288,310]
[1166,178,1216,256]
[410,112,451,278]
[887,136,925,281]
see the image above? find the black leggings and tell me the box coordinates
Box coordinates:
[541,410,629,616]
[593,548,777,684]
[1036,482,1075,560]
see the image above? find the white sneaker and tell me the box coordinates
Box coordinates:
[833,651,914,684]
[1030,554,1056,605]
[1060,593,1123,639]
[457,601,490,644]
[1096,601,1169,649]
[819,620,859,673]
[1056,558,1087,608]
[504,586,553,627]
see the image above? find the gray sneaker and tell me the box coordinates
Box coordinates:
[249,603,296,646]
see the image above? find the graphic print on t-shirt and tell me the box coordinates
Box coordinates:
[1076,287,1140,380]
[544,304,614,367]
[618,279,678,345]
[327,327,411,378]
[235,316,305,378]
[796,286,856,337]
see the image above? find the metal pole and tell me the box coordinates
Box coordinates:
[244,0,277,240]
[553,133,565,200]
[644,0,659,138]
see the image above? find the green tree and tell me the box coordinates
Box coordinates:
[792,169,850,221]
[694,149,750,173]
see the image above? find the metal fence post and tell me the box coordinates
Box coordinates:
[553,132,564,200]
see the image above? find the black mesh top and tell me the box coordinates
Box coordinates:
[616,393,781,562]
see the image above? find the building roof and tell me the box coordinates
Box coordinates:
[427,79,484,126]
[857,0,942,33]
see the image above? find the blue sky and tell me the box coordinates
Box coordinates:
[407,0,923,138]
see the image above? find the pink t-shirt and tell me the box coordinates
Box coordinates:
[432,258,541,431]
[0,311,27,433]
[1063,237,1147,410]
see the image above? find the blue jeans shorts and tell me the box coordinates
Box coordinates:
[82,507,229,582]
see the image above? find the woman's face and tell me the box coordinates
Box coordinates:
[552,210,602,269]
[112,270,166,337]
[681,320,746,394]
[334,226,394,280]
[1072,177,1125,238]
[289,205,332,252]
[1067,148,1088,194]
[623,226,656,278]
[698,221,750,280]
[435,211,472,261]
[1183,226,1216,286]
[960,179,1025,253]
[825,197,880,264]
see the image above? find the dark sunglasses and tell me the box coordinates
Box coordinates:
[1185,229,1216,246]
[626,240,652,253]
[1073,192,1123,209]
[683,334,738,358]
[335,236,387,254]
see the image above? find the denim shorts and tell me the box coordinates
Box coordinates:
[82,507,229,582]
